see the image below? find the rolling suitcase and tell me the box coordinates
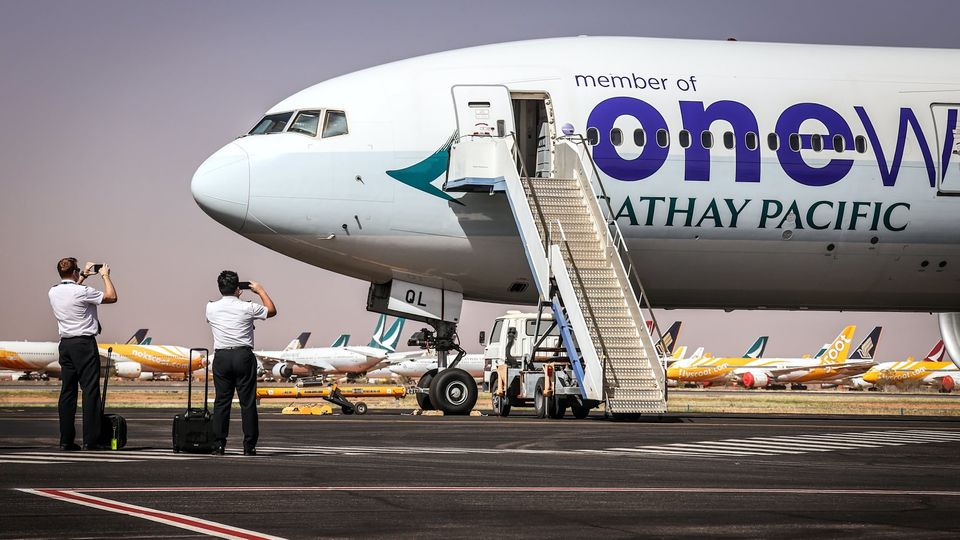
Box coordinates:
[98,347,128,449]
[172,348,217,453]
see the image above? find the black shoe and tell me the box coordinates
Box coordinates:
[60,443,81,451]
[211,445,225,456]
[243,448,256,456]
[81,444,108,451]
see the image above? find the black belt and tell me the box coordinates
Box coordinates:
[216,346,252,352]
[61,335,96,340]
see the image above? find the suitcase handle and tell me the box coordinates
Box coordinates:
[188,348,211,413]
[100,347,113,416]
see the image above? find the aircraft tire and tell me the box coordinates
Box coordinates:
[429,368,477,415]
[416,369,437,411]
[533,380,547,419]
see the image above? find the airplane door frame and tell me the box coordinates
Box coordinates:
[451,85,516,139]
[930,103,960,194]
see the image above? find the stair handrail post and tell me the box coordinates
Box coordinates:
[558,134,668,366]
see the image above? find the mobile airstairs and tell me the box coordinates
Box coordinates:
[444,85,667,418]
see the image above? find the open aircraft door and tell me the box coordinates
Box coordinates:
[451,85,516,140]
[931,104,960,193]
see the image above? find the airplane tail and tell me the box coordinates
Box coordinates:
[672,345,688,360]
[126,329,149,345]
[848,326,882,362]
[689,347,705,361]
[283,332,311,351]
[819,325,857,364]
[376,318,406,353]
[330,334,350,347]
[367,315,388,348]
[925,340,946,362]
[655,321,682,356]
[140,337,152,345]
[743,336,768,359]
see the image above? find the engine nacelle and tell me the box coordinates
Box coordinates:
[941,375,955,392]
[742,371,770,389]
[114,361,142,379]
[138,372,154,381]
[272,363,293,379]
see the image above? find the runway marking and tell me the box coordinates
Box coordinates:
[19,488,285,540]
[0,449,207,465]
[24,486,960,497]
[606,429,960,458]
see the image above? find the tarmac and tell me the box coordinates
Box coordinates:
[1,408,959,539]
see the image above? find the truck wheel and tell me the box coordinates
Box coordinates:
[416,369,437,410]
[534,380,547,419]
[354,402,368,415]
[429,368,478,415]
[341,405,354,415]
[571,403,591,419]
[490,375,511,417]
[547,395,566,419]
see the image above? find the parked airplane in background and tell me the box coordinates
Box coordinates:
[255,315,405,380]
[0,330,149,380]
[857,340,956,392]
[389,353,485,380]
[748,326,882,388]
[667,326,858,387]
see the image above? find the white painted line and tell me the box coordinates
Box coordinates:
[691,441,806,454]
[605,447,727,457]
[761,436,886,449]
[780,434,903,446]
[19,489,286,540]
[0,459,62,465]
[34,486,960,497]
[8,454,139,463]
[860,431,960,442]
[657,443,779,456]
[719,439,840,452]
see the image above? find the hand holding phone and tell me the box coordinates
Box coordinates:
[238,281,251,290]
[90,264,104,274]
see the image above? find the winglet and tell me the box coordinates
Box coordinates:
[820,325,856,363]
[849,326,883,361]
[126,329,149,345]
[330,334,350,348]
[743,336,768,359]
[925,340,946,362]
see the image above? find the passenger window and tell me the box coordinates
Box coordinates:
[701,131,713,149]
[789,133,800,152]
[678,130,691,148]
[586,127,599,145]
[656,129,669,148]
[610,128,623,146]
[745,132,758,151]
[767,133,779,151]
[811,134,823,152]
[288,111,321,137]
[855,135,867,153]
[833,134,844,152]
[633,128,645,147]
[489,320,503,344]
[321,110,348,138]
[248,112,292,135]
[723,131,735,149]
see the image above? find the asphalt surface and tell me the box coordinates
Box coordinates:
[1,408,959,539]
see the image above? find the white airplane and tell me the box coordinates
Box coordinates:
[255,315,405,380]
[389,353,486,379]
[192,36,960,402]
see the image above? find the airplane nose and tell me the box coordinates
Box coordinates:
[191,142,250,231]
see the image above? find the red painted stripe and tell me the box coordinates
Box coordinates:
[46,486,960,497]
[34,489,276,540]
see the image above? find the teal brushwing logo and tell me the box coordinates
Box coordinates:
[386,133,463,205]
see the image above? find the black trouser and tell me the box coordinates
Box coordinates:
[212,347,259,450]
[58,336,101,447]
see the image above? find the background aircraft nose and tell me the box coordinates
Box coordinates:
[191,142,250,231]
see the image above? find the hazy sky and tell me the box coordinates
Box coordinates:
[0,1,956,360]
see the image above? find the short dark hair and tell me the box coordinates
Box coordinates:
[218,270,239,295]
[57,257,78,278]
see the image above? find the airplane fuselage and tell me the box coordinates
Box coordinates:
[192,37,960,311]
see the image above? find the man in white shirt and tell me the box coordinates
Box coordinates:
[206,270,276,455]
[48,257,117,451]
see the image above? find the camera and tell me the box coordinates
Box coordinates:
[90,264,103,274]
[238,281,251,290]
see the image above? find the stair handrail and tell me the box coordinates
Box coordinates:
[557,134,668,375]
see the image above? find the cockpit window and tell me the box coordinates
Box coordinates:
[289,111,321,137]
[322,110,348,138]
[249,112,292,135]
